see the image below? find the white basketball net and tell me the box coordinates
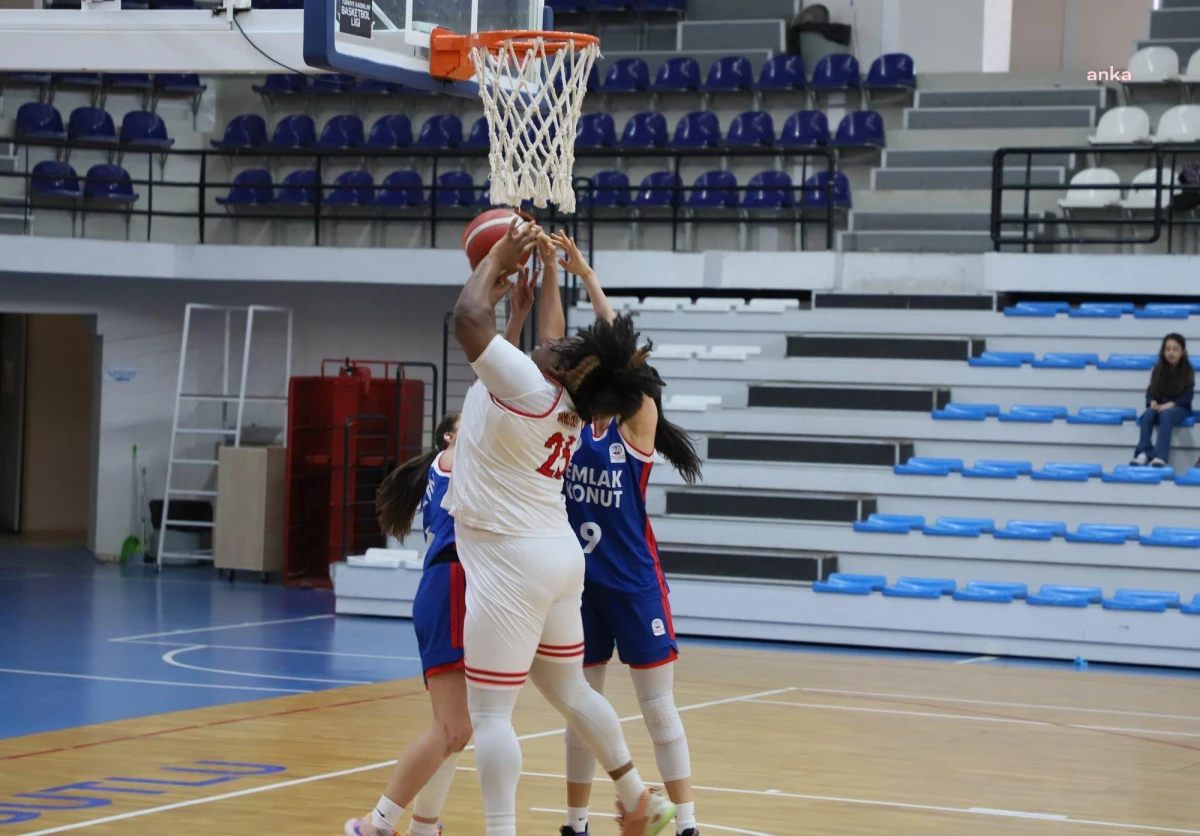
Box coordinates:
[470,35,599,214]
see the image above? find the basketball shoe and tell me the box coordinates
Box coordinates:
[343,818,443,836]
[616,788,676,836]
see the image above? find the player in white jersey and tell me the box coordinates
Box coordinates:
[447,220,676,836]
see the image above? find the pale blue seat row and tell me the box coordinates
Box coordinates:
[968,352,1156,370]
[853,515,1200,546]
[894,459,1200,484]
[1004,301,1200,319]
[932,402,1199,426]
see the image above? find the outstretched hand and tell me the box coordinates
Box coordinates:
[489,217,542,276]
[550,230,596,282]
[510,267,535,315]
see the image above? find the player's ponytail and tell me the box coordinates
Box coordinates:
[375,411,460,539]
[652,394,703,485]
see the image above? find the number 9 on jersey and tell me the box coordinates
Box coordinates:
[579,522,602,554]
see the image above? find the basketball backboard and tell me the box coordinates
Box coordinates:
[304,0,548,95]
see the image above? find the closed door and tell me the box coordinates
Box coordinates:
[0,314,28,533]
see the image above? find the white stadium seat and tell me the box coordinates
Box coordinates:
[1127,46,1179,82]
[1088,107,1151,144]
[1120,169,1178,211]
[1180,47,1200,83]
[638,297,683,311]
[697,345,763,361]
[662,394,722,412]
[1153,105,1200,142]
[1058,168,1121,209]
[687,298,741,312]
[743,298,799,313]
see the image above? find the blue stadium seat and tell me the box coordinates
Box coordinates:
[779,110,830,147]
[994,520,1067,540]
[416,114,463,148]
[671,111,721,148]
[895,577,956,594]
[686,170,737,209]
[932,403,1000,420]
[1136,303,1200,318]
[620,112,669,148]
[704,55,754,92]
[357,79,406,95]
[1097,354,1156,370]
[216,168,273,206]
[998,405,1067,422]
[309,73,354,94]
[1102,597,1167,612]
[1004,301,1068,316]
[814,580,874,594]
[1040,585,1103,603]
[268,114,317,149]
[55,72,102,89]
[16,102,67,141]
[756,55,805,91]
[1065,523,1139,543]
[1176,467,1200,486]
[4,71,51,87]
[634,171,682,207]
[923,517,994,537]
[725,111,775,146]
[965,581,1027,599]
[578,170,631,208]
[155,73,207,96]
[962,460,1033,478]
[882,584,942,599]
[953,588,1015,602]
[1102,466,1173,484]
[833,110,885,148]
[434,171,476,206]
[119,111,174,149]
[650,56,701,92]
[809,54,860,91]
[864,53,916,91]
[576,112,617,148]
[272,169,318,205]
[68,107,117,143]
[739,170,793,209]
[30,160,83,200]
[374,170,425,207]
[1026,592,1091,607]
[800,170,851,210]
[211,114,267,150]
[1068,302,1133,318]
[827,573,888,589]
[1032,352,1099,368]
[324,170,374,206]
[590,0,630,10]
[463,117,490,150]
[317,115,365,150]
[367,114,414,149]
[1182,594,1200,614]
[252,74,306,96]
[104,73,153,92]
[893,456,962,475]
[1139,527,1200,547]
[83,163,138,203]
[1032,463,1104,482]
[599,58,650,93]
[968,351,1033,367]
[632,0,686,10]
[853,514,924,533]
[1114,589,1181,607]
[1066,407,1137,425]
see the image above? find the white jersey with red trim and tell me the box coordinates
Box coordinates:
[443,378,579,537]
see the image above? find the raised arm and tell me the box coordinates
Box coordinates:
[503,268,535,348]
[552,231,615,324]
[453,219,541,362]
[536,234,566,342]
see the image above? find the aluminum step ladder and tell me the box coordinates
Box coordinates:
[156,303,293,571]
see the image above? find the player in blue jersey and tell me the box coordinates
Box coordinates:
[546,233,705,836]
[345,268,543,836]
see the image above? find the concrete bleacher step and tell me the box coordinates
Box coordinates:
[786,335,982,361]
[871,166,1065,191]
[707,436,915,467]
[839,231,1000,254]
[747,383,950,413]
[664,490,877,524]
[850,211,993,232]
[857,189,1061,216]
[905,107,1096,130]
[915,88,1106,109]
[1136,38,1200,61]
[882,148,1075,170]
[679,19,786,52]
[592,23,677,52]
[811,293,995,311]
[682,0,799,22]
[0,213,26,236]
[1164,0,1200,8]
[1150,7,1200,39]
[889,126,1092,150]
[659,547,838,583]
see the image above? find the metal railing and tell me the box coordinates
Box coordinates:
[2,136,840,250]
[990,144,1200,252]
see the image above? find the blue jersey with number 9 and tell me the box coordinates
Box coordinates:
[563,419,666,596]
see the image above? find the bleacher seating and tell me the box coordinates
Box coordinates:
[217,169,273,207]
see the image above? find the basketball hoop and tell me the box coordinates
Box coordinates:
[431,28,599,214]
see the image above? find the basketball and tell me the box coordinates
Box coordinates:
[462,209,535,276]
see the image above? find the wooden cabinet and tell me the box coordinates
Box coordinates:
[215,445,286,575]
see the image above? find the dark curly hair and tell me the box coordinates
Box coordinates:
[376,411,459,539]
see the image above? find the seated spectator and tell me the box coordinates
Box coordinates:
[1132,333,1194,467]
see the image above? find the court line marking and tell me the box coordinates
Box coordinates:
[530,807,775,836]
[955,655,998,664]
[109,614,335,642]
[0,667,308,694]
[16,685,798,835]
[748,699,1200,739]
[160,646,372,686]
[801,687,1200,722]
[123,640,421,661]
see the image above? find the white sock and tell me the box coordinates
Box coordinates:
[614,769,647,812]
[566,806,589,833]
[409,820,439,836]
[675,801,696,834]
[371,795,404,833]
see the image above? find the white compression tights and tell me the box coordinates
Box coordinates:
[565,663,692,785]
[468,658,637,836]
